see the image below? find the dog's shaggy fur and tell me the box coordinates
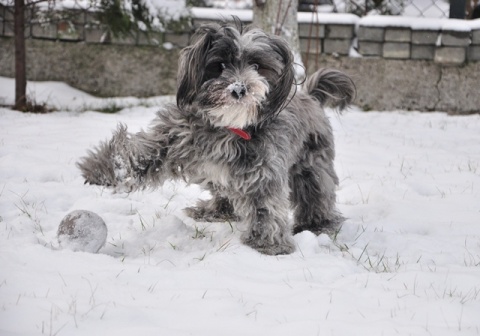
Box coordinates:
[77,21,355,255]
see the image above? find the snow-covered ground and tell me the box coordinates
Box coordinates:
[1,78,480,336]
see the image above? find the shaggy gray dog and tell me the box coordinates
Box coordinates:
[77,21,355,255]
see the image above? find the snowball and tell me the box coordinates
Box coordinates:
[57,210,108,253]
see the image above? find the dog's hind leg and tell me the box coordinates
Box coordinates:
[290,145,344,235]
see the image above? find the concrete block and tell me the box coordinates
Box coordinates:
[164,33,189,47]
[24,24,31,38]
[0,8,6,36]
[85,28,107,43]
[441,31,471,46]
[69,10,86,25]
[383,42,410,59]
[358,26,384,41]
[385,28,411,42]
[412,30,439,45]
[358,41,382,56]
[300,38,322,54]
[325,24,354,39]
[434,47,466,64]
[298,23,325,38]
[468,45,480,61]
[472,30,480,44]
[137,32,164,46]
[57,22,83,41]
[85,11,98,24]
[342,57,444,112]
[3,22,14,37]
[323,39,351,55]
[436,61,480,113]
[2,6,14,22]
[411,45,435,60]
[31,23,57,39]
[111,34,137,45]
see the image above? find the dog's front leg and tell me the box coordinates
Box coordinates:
[77,124,170,192]
[236,183,295,255]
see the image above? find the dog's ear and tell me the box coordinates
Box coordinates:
[263,35,295,116]
[176,26,218,109]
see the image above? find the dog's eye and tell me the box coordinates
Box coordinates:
[204,62,227,81]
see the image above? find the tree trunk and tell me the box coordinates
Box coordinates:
[14,0,27,111]
[253,0,304,80]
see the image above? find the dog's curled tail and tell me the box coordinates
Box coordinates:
[305,69,356,110]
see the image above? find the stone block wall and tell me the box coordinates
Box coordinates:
[298,22,355,55]
[297,12,358,56]
[2,5,479,62]
[188,11,480,64]
[1,6,479,113]
[470,28,480,60]
[0,5,193,48]
[357,16,480,64]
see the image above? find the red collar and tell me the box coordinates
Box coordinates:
[227,127,251,140]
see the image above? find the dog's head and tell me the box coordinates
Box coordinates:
[176,20,295,129]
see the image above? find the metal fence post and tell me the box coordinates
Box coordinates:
[449,0,466,18]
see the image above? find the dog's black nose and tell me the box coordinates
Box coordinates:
[230,82,247,99]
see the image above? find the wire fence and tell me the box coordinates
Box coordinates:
[211,0,478,19]
[333,0,450,17]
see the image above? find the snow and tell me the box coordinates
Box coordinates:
[1,78,480,335]
[467,19,480,29]
[297,12,360,24]
[139,0,189,22]
[191,7,253,22]
[441,19,473,32]
[0,76,175,112]
[206,0,253,10]
[191,7,360,25]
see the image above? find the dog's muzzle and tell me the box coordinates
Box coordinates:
[228,82,247,99]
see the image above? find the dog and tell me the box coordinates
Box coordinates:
[77,20,355,255]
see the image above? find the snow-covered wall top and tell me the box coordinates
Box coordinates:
[191,7,359,25]
[190,7,253,22]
